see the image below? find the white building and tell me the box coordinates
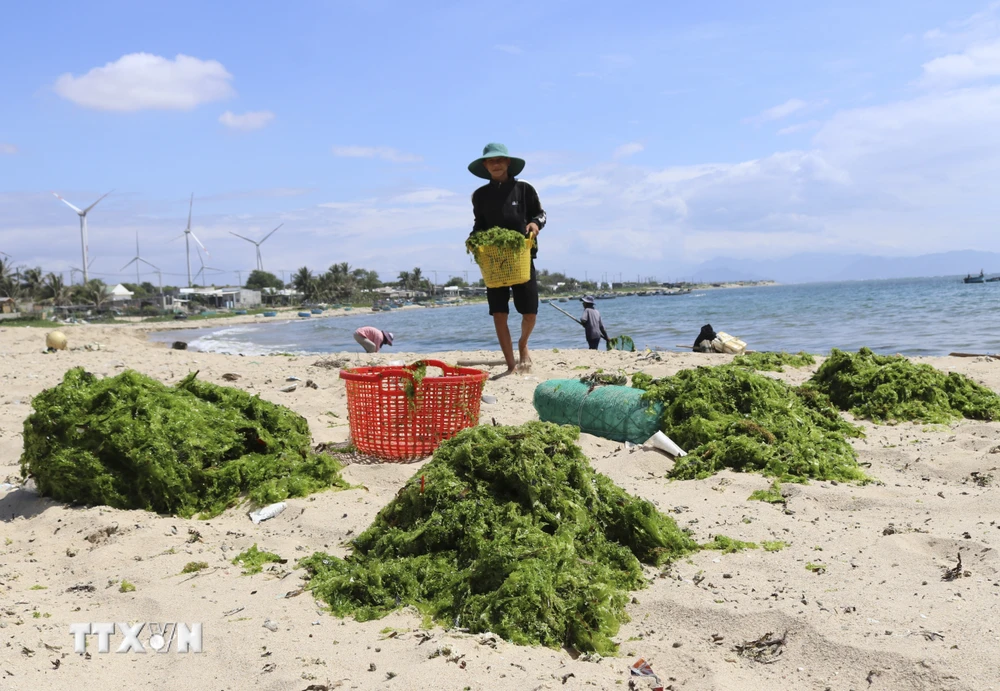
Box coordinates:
[177,286,262,308]
[106,284,134,302]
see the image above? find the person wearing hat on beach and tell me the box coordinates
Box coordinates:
[580,295,609,350]
[353,326,393,353]
[468,142,546,376]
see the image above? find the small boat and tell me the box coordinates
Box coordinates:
[965,270,986,284]
[234,309,247,315]
[558,297,568,302]
[263,311,277,317]
[297,311,311,318]
[311,308,323,314]
[987,277,1000,282]
[343,306,352,311]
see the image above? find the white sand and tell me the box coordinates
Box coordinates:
[1,322,998,690]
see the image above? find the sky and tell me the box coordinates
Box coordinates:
[2,0,1000,287]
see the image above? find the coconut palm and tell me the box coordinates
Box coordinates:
[292,266,315,300]
[20,267,43,300]
[43,273,72,306]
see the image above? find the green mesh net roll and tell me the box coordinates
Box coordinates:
[533,380,663,445]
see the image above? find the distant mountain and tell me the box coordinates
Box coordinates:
[682,250,1000,284]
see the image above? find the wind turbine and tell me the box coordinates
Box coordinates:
[193,245,223,286]
[230,224,283,272]
[52,190,113,283]
[121,232,159,284]
[173,194,209,287]
[70,257,97,285]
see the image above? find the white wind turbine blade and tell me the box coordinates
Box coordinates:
[52,192,83,214]
[138,258,160,270]
[189,230,209,256]
[82,190,114,215]
[259,223,283,244]
[229,231,258,245]
[186,193,194,231]
[121,257,138,271]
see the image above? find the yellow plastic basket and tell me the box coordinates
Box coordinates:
[474,238,534,288]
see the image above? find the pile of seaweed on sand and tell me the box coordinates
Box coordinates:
[803,347,1000,423]
[731,351,815,372]
[631,365,867,483]
[21,367,348,518]
[301,421,696,654]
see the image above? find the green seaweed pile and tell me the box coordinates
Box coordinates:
[632,365,867,482]
[805,347,1000,423]
[301,421,696,654]
[21,367,348,518]
[732,351,816,372]
[465,226,528,254]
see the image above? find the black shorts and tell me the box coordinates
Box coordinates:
[487,263,538,315]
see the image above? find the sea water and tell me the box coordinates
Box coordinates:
[149,276,1000,357]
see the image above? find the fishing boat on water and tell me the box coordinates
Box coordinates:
[965,270,986,284]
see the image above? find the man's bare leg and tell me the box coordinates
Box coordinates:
[517,313,537,370]
[492,312,517,377]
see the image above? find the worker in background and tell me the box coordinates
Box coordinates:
[580,295,609,350]
[353,326,394,353]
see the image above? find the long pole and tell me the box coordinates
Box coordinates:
[80,216,89,282]
[185,234,192,287]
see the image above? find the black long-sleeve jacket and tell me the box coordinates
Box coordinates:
[470,177,546,257]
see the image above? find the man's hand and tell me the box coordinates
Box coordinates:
[526,222,539,239]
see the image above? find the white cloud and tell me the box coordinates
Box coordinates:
[392,189,456,204]
[494,44,522,55]
[331,146,422,163]
[53,53,235,111]
[777,120,822,136]
[751,98,807,122]
[613,142,644,159]
[920,39,1000,85]
[0,143,16,155]
[218,110,275,131]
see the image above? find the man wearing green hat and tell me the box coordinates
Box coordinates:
[468,142,547,376]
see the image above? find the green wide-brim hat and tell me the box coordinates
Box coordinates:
[468,142,526,180]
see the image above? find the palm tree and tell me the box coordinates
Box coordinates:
[43,273,72,306]
[292,266,316,300]
[0,258,16,297]
[21,267,43,300]
[397,270,412,290]
[76,279,108,308]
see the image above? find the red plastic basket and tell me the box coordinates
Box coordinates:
[339,359,488,461]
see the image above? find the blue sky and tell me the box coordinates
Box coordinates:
[2,0,999,286]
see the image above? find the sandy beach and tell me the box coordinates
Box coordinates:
[1,321,999,691]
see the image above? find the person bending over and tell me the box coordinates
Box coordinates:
[353,326,393,353]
